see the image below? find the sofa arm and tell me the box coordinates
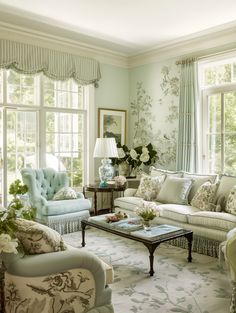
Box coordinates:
[4,249,113,312]
[124,188,137,197]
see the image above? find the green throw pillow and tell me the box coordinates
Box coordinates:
[157,176,193,205]
[190,181,219,210]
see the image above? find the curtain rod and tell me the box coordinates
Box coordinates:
[176,47,236,65]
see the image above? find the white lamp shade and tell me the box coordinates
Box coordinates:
[93,138,118,158]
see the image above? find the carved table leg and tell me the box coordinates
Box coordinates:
[184,232,193,262]
[81,221,86,247]
[143,243,160,276]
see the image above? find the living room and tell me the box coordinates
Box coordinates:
[1,1,236,313]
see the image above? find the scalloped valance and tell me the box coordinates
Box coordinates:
[0,39,101,85]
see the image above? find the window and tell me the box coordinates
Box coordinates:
[0,70,93,206]
[200,57,236,175]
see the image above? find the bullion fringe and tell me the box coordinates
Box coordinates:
[46,214,89,235]
[230,281,236,313]
[169,235,220,258]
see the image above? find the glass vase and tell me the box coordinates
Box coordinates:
[142,219,151,231]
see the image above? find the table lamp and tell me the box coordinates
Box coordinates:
[93,137,118,187]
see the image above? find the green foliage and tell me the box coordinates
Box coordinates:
[8,179,35,220]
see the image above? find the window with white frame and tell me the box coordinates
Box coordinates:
[199,57,236,175]
[0,70,92,206]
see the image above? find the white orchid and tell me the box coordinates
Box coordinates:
[117,148,126,159]
[142,147,149,154]
[140,153,150,163]
[130,149,138,160]
[0,233,18,254]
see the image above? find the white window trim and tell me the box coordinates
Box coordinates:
[201,83,236,173]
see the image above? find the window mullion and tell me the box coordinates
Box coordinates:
[221,93,225,173]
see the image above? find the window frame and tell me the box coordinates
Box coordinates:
[0,70,95,206]
[201,83,236,173]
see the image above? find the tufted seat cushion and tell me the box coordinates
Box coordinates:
[188,211,236,231]
[158,204,199,223]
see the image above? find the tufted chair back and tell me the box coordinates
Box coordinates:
[21,168,68,201]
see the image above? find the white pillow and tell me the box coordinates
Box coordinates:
[135,174,165,201]
[53,187,77,201]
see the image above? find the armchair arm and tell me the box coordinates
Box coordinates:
[4,249,111,309]
[225,231,236,281]
[124,188,138,197]
[76,191,85,199]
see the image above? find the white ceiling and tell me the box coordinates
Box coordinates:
[1,0,236,55]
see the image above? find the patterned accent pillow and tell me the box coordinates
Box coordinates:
[135,174,165,201]
[190,182,219,210]
[225,185,236,215]
[15,218,67,254]
[53,187,77,201]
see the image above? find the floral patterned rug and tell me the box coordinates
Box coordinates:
[63,229,231,313]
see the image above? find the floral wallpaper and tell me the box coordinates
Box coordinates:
[130,61,180,170]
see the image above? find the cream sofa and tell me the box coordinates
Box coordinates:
[114,168,236,257]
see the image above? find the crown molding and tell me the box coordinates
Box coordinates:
[0,22,129,68]
[128,25,236,67]
[1,12,236,69]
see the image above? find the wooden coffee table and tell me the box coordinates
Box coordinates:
[81,215,193,276]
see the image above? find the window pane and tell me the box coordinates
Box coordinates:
[203,67,216,86]
[6,70,39,106]
[224,91,236,132]
[0,71,3,103]
[225,134,236,175]
[44,77,83,109]
[216,64,231,84]
[208,94,221,133]
[46,112,84,186]
[208,134,221,173]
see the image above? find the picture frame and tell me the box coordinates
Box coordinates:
[98,108,127,145]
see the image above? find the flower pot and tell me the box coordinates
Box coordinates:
[118,162,129,177]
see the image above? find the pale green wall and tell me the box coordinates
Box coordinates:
[129,59,180,170]
[95,59,180,170]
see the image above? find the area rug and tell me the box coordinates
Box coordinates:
[63,229,231,313]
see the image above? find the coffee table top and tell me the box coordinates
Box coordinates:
[82,214,192,244]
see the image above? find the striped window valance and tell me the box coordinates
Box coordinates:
[0,39,101,85]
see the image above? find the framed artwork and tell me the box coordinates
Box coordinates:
[98,108,127,145]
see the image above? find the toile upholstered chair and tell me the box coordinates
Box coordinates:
[2,219,114,313]
[222,228,236,313]
[21,168,91,234]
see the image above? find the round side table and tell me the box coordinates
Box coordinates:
[83,183,125,215]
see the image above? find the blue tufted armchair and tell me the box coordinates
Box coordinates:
[21,168,91,234]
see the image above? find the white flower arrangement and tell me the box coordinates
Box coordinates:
[135,200,159,221]
[0,233,18,254]
[114,175,127,186]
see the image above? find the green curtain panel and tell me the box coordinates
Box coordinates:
[0,39,101,85]
[177,60,199,172]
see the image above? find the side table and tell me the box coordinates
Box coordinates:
[83,183,125,215]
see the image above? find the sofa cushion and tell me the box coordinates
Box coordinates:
[225,185,236,215]
[42,198,91,216]
[114,196,144,212]
[190,181,219,210]
[157,176,193,205]
[215,175,236,209]
[150,167,182,178]
[187,211,236,231]
[53,187,77,200]
[135,174,165,200]
[15,218,66,254]
[158,204,199,223]
[183,172,218,202]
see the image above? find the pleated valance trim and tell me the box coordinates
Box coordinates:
[0,39,101,85]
